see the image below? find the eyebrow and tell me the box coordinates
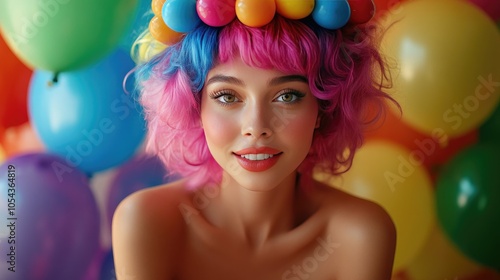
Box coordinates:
[269,75,308,86]
[205,75,245,87]
[205,74,308,87]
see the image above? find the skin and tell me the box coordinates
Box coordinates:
[112,58,396,280]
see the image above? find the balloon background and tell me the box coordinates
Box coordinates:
[1,0,500,279]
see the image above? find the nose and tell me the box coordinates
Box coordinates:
[241,102,273,138]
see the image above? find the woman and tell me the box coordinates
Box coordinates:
[112,6,396,279]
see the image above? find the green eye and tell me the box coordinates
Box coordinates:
[280,93,295,102]
[222,95,236,103]
[276,90,305,103]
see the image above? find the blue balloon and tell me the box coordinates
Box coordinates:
[99,250,116,280]
[0,153,100,280]
[162,0,201,33]
[28,49,146,174]
[312,0,351,30]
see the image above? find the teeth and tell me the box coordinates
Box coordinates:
[240,154,274,160]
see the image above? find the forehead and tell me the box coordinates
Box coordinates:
[207,57,293,80]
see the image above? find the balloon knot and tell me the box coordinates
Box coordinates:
[47,72,60,87]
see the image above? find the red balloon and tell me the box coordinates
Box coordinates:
[372,0,408,19]
[348,0,376,24]
[468,0,500,21]
[462,268,500,280]
[0,35,31,128]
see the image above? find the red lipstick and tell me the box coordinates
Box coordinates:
[233,147,282,172]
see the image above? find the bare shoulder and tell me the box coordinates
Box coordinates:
[111,180,190,280]
[311,181,397,280]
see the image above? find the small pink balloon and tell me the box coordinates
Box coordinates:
[468,0,500,21]
[197,0,236,27]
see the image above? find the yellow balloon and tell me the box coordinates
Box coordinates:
[276,0,315,19]
[380,0,500,137]
[314,141,435,271]
[406,224,483,280]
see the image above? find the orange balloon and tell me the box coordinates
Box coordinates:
[0,143,5,164]
[0,122,45,158]
[236,0,276,27]
[365,106,478,181]
[149,16,184,45]
[152,0,167,16]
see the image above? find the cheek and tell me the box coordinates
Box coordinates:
[281,107,319,144]
[287,117,317,143]
[201,110,237,148]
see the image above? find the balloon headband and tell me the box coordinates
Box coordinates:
[149,0,376,45]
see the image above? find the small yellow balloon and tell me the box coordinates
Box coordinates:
[314,141,435,271]
[380,0,500,137]
[406,224,483,280]
[276,0,315,19]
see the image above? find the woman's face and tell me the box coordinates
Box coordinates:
[200,58,319,191]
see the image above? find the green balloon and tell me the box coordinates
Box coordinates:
[0,0,138,71]
[436,144,500,271]
[480,103,500,143]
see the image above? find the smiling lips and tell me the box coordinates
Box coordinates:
[233,147,282,172]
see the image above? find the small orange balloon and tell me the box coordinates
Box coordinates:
[236,0,276,27]
[152,0,167,16]
[149,16,184,45]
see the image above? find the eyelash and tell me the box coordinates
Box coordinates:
[209,89,306,106]
[209,90,238,107]
[275,89,306,103]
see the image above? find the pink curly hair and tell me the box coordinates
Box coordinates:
[136,15,393,189]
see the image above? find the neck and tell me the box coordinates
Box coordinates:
[204,171,299,248]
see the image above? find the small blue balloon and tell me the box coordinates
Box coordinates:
[162,0,201,33]
[28,49,146,174]
[312,0,351,30]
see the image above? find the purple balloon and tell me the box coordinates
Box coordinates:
[106,155,177,225]
[0,153,100,280]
